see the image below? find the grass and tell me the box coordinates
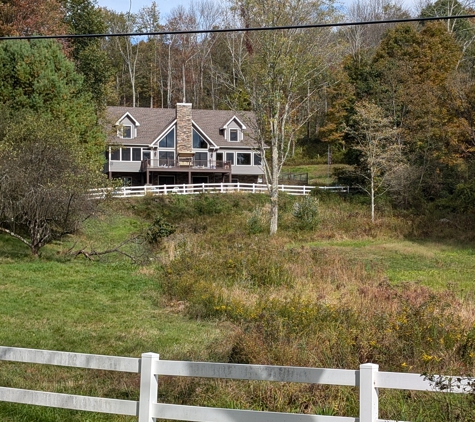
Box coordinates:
[0,204,228,422]
[302,239,475,295]
[2,192,475,421]
[282,164,350,186]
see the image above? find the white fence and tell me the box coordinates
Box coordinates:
[0,346,471,422]
[91,183,350,199]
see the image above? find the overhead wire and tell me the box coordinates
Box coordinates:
[0,14,474,40]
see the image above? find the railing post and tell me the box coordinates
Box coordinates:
[221,182,224,193]
[252,183,255,193]
[359,363,379,422]
[139,352,160,422]
[237,182,240,192]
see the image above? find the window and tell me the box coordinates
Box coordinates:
[193,129,208,149]
[142,149,151,161]
[225,152,234,165]
[132,148,142,161]
[111,149,120,160]
[229,129,239,142]
[192,176,209,184]
[237,152,251,165]
[118,125,132,139]
[254,153,262,166]
[159,151,174,166]
[122,148,131,161]
[194,152,208,167]
[159,129,175,148]
[159,176,175,185]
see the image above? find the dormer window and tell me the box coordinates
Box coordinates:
[229,129,239,142]
[118,125,132,139]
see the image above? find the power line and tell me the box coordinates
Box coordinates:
[0,14,474,41]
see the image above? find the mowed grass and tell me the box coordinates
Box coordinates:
[283,164,350,186]
[0,206,226,422]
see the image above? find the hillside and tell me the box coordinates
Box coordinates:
[1,192,475,421]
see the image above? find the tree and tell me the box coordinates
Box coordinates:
[0,40,106,255]
[0,0,66,37]
[229,0,340,235]
[0,39,104,167]
[345,101,402,222]
[0,112,102,256]
[62,0,112,110]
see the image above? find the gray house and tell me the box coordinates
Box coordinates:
[105,103,265,186]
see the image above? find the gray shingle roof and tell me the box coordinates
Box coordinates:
[106,106,258,148]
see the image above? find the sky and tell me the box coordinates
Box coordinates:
[97,0,420,21]
[97,0,194,18]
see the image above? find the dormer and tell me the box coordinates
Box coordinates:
[221,116,246,142]
[116,112,140,140]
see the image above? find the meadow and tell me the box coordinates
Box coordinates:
[1,191,475,421]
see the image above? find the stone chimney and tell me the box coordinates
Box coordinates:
[176,103,193,157]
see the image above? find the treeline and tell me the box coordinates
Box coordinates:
[2,0,475,216]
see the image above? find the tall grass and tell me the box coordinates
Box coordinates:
[2,192,475,421]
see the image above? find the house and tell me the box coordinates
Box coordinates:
[105,103,265,186]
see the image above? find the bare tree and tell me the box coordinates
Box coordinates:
[228,0,341,234]
[346,101,403,223]
[0,114,102,256]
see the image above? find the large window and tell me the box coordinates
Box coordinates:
[193,129,208,149]
[159,128,175,148]
[237,152,251,165]
[194,152,208,167]
[159,151,174,166]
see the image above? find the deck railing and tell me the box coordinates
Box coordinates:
[141,159,231,170]
[0,346,472,422]
[91,183,349,198]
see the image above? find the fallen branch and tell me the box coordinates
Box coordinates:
[69,236,143,264]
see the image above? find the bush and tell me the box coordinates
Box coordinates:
[292,196,320,230]
[145,216,176,244]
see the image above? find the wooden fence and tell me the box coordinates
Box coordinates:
[90,183,349,199]
[0,346,472,422]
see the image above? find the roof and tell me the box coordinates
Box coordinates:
[106,106,258,148]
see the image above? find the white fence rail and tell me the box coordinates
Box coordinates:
[0,346,472,422]
[90,183,349,199]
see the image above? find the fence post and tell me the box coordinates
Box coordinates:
[359,363,379,422]
[139,352,160,422]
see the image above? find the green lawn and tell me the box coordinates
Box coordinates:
[0,208,226,422]
[283,164,350,186]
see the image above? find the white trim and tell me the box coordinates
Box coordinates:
[220,115,247,131]
[192,123,218,148]
[115,112,141,127]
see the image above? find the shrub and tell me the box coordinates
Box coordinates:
[292,196,319,230]
[145,215,176,244]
